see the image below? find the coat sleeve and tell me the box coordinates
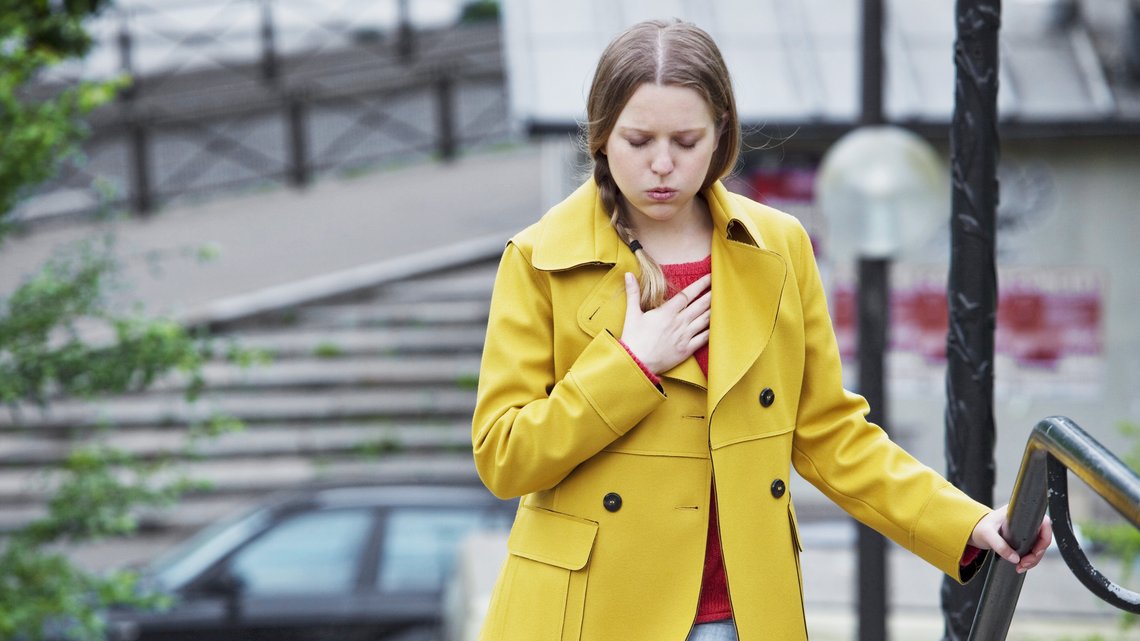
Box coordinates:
[471,242,666,499]
[786,223,992,582]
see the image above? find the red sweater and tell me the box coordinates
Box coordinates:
[657,256,731,623]
[619,257,726,622]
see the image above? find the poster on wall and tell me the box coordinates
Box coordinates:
[829,265,1106,399]
[749,162,1105,401]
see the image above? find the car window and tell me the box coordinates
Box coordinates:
[227,508,374,596]
[150,508,272,590]
[378,508,510,593]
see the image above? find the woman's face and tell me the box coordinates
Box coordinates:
[604,83,719,230]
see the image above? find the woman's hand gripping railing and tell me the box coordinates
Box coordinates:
[967,416,1140,641]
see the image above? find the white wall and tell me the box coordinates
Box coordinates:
[883,137,1140,519]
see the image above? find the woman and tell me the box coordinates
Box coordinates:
[471,19,1051,641]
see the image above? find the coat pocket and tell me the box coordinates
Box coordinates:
[492,506,598,641]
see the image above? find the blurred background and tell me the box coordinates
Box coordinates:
[1,0,1138,640]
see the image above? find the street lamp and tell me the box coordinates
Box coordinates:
[817,124,946,641]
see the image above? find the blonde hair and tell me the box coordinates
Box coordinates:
[586,19,740,309]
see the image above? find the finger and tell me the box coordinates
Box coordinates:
[676,291,712,328]
[991,535,1020,566]
[688,310,711,334]
[678,274,712,302]
[688,290,712,314]
[625,273,642,313]
[1029,517,1054,557]
[688,328,710,351]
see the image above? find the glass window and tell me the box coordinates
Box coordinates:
[378,508,510,593]
[228,508,373,596]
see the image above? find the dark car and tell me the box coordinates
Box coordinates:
[107,481,515,641]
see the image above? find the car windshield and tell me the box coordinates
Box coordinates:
[229,507,375,595]
[148,506,272,590]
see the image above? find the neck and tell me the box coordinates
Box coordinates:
[628,196,713,264]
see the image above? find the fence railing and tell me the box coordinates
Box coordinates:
[18,1,510,226]
[968,416,1140,641]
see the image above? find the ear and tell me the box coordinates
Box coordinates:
[710,112,728,152]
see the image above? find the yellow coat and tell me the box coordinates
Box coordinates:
[472,180,990,641]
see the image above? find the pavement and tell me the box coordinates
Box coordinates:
[2,144,1133,640]
[0,144,545,324]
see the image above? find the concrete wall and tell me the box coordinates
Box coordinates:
[881,137,1140,519]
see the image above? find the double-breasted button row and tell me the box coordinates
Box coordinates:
[603,492,622,512]
[759,387,776,407]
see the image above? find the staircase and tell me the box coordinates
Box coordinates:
[0,256,501,545]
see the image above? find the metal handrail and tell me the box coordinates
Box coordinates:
[967,416,1140,641]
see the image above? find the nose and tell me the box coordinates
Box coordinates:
[650,146,674,175]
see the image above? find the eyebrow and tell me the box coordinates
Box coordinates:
[618,127,708,136]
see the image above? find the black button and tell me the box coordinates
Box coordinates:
[603,492,622,512]
[770,479,786,499]
[759,387,775,407]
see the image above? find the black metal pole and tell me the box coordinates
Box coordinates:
[857,257,890,641]
[437,74,457,161]
[861,0,885,125]
[397,0,415,62]
[287,94,310,187]
[117,11,136,100]
[857,1,889,639]
[942,1,1002,640]
[259,0,279,85]
[128,119,152,215]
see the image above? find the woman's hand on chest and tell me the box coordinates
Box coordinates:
[620,272,711,374]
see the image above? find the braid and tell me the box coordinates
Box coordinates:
[593,157,667,310]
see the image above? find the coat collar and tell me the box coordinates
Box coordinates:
[534,180,787,405]
[530,180,768,271]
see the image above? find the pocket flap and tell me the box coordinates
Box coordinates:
[507,506,599,571]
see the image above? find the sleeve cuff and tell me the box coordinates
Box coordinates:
[619,340,662,386]
[960,544,981,567]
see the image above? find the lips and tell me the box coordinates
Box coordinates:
[646,187,677,201]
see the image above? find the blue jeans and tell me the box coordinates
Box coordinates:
[686,620,738,641]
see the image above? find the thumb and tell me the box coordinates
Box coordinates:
[624,272,643,314]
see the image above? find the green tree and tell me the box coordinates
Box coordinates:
[1,3,240,639]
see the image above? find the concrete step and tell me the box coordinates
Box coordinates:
[287,299,490,329]
[218,325,488,358]
[370,266,498,303]
[148,355,482,393]
[0,452,479,532]
[0,387,477,431]
[0,420,472,466]
[214,262,501,332]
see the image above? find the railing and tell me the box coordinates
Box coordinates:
[968,416,1140,641]
[17,0,510,226]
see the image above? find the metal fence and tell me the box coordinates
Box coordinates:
[18,0,510,225]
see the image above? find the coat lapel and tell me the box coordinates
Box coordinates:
[572,241,709,390]
[531,180,785,396]
[706,185,788,412]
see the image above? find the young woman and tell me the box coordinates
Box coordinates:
[471,19,1051,641]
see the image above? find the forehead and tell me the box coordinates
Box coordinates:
[615,83,715,130]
